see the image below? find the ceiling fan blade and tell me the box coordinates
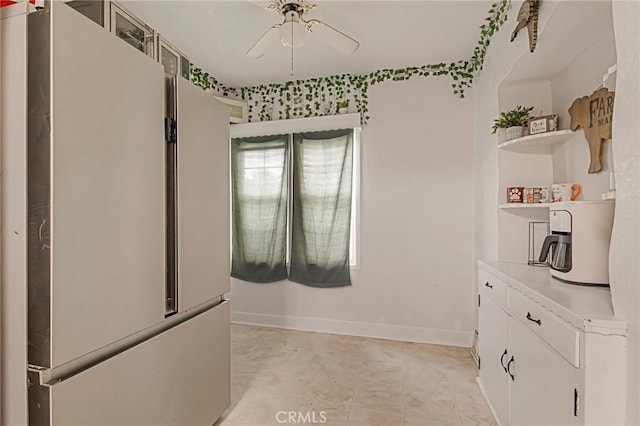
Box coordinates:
[244,0,277,11]
[246,25,280,58]
[307,19,359,54]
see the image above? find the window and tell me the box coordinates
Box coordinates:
[231,129,359,287]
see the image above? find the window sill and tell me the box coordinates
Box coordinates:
[230,113,362,139]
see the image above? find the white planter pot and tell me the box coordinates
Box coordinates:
[505,126,524,140]
[338,107,348,114]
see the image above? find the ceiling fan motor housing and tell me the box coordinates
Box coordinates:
[281,3,304,15]
[276,0,316,14]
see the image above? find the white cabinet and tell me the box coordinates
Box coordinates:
[509,317,581,426]
[477,261,627,426]
[479,294,510,426]
[479,288,581,426]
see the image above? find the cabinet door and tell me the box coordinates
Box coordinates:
[110,3,154,56]
[478,295,510,426]
[509,317,581,426]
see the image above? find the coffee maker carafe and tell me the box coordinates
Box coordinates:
[539,232,572,272]
[538,201,614,286]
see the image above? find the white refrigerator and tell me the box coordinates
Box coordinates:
[1,2,230,424]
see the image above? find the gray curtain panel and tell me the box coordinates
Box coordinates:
[231,135,289,283]
[290,130,353,287]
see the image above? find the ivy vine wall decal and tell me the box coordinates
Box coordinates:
[190,0,511,124]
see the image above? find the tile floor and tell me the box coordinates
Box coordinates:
[216,324,496,426]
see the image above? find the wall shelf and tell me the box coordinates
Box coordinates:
[497,130,574,153]
[603,63,617,90]
[499,203,551,209]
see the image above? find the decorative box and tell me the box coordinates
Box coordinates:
[528,115,559,135]
[507,187,525,203]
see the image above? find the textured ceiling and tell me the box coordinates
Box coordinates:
[121,0,495,88]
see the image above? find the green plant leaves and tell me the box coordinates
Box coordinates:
[190,0,511,125]
[491,105,534,133]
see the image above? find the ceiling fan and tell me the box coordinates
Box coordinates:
[246,0,360,59]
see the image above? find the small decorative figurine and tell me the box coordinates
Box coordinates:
[511,0,540,53]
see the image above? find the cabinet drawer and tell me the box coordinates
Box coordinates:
[510,289,580,367]
[478,268,508,308]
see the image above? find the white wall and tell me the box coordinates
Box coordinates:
[496,81,556,263]
[231,76,476,346]
[471,0,530,265]
[498,80,554,115]
[551,34,616,201]
[610,1,640,423]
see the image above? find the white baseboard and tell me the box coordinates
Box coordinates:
[231,311,473,347]
[476,377,501,426]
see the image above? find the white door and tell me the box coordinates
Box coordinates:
[45,2,166,368]
[509,317,582,426]
[176,78,230,312]
[478,294,510,426]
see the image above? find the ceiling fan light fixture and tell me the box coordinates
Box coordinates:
[245,1,359,61]
[279,12,306,48]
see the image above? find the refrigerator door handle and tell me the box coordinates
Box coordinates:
[165,77,178,317]
[39,298,227,386]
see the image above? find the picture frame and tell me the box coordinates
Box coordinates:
[528,114,559,135]
[214,96,249,124]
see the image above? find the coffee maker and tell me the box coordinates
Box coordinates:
[538,201,615,286]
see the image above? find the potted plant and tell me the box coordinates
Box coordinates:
[492,106,534,140]
[337,100,349,114]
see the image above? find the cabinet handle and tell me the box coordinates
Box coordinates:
[507,356,515,381]
[484,282,493,289]
[526,312,542,325]
[500,349,508,373]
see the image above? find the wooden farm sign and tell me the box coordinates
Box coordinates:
[568,87,615,174]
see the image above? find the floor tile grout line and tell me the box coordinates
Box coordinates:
[345,337,366,426]
[402,343,407,426]
[449,369,467,426]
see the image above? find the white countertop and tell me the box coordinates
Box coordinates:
[478,260,627,335]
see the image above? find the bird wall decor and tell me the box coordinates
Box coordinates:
[511,0,540,52]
